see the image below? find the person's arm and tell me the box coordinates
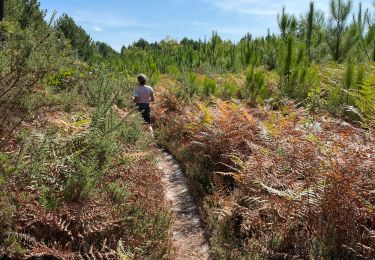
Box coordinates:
[133,88,140,103]
[150,91,155,102]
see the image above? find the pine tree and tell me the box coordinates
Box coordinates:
[306,2,315,62]
[55,14,96,61]
[244,66,265,103]
[277,36,312,99]
[327,0,354,62]
[365,4,375,61]
[278,7,297,41]
[240,33,253,68]
[210,31,221,66]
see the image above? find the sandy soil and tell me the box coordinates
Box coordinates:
[157,152,211,260]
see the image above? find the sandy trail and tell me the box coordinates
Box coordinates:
[157,151,210,260]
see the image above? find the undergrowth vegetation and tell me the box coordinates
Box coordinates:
[0,71,171,258]
[0,0,170,258]
[1,0,374,258]
[155,96,375,259]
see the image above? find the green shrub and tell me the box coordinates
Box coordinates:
[277,36,315,100]
[167,64,181,78]
[107,181,131,204]
[39,186,59,209]
[202,77,217,98]
[176,72,199,101]
[220,79,238,100]
[328,62,367,117]
[0,13,74,138]
[243,66,266,103]
[349,76,375,128]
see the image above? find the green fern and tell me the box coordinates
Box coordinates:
[349,76,375,128]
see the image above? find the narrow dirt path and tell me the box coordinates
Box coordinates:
[157,151,210,260]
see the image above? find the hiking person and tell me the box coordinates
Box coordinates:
[133,74,154,126]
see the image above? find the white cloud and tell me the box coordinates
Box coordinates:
[92,26,103,32]
[205,0,283,15]
[205,0,374,16]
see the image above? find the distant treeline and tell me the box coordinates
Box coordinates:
[3,1,373,75]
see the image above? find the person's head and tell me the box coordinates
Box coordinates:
[137,74,147,85]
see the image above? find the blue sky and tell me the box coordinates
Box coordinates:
[39,0,374,51]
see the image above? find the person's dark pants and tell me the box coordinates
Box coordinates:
[136,103,151,124]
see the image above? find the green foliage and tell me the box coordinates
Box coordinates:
[145,56,160,85]
[4,0,46,30]
[46,65,91,91]
[55,14,97,61]
[262,30,279,70]
[176,72,200,101]
[239,33,260,68]
[277,36,314,99]
[96,41,118,59]
[167,64,181,78]
[299,2,327,63]
[327,61,367,118]
[107,181,131,204]
[243,66,266,103]
[349,76,375,128]
[366,25,375,61]
[39,185,59,209]
[202,77,217,98]
[44,1,371,77]
[278,6,297,41]
[327,0,357,62]
[220,78,239,100]
[306,2,315,61]
[0,3,74,138]
[342,57,355,105]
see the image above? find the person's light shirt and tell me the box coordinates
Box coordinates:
[133,85,154,104]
